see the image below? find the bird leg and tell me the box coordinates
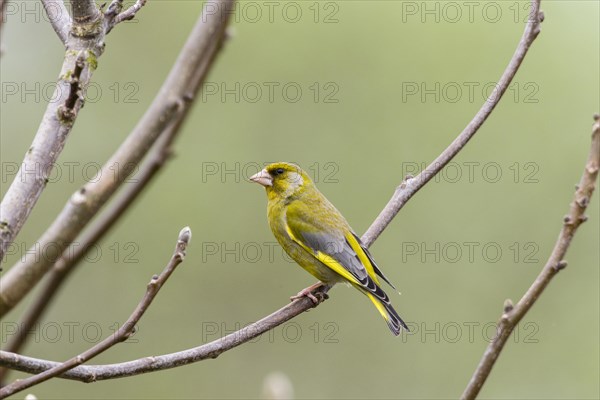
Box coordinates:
[290,282,325,304]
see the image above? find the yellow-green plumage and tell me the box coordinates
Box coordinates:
[250,162,408,335]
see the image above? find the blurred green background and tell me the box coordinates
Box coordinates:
[1,0,599,399]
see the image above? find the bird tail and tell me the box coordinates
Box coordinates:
[364,291,409,336]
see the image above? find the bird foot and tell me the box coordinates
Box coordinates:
[290,283,324,304]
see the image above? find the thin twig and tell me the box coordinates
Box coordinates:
[115,0,146,24]
[41,0,72,44]
[0,0,236,318]
[105,0,147,33]
[461,115,600,399]
[0,227,192,398]
[362,0,544,247]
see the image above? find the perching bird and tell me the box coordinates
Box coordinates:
[250,162,408,335]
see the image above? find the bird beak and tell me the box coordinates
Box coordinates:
[249,169,273,187]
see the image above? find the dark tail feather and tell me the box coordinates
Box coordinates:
[383,300,409,336]
[364,291,409,336]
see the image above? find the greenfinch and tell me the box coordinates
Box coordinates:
[250,162,408,335]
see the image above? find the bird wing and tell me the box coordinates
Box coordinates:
[285,200,408,334]
[351,232,398,291]
[285,200,393,295]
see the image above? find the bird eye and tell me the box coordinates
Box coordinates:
[274,168,285,176]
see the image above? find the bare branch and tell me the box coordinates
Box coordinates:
[461,115,600,399]
[0,50,100,267]
[105,0,147,34]
[115,0,146,23]
[41,0,71,44]
[0,285,329,383]
[0,0,236,317]
[0,0,145,270]
[0,227,191,398]
[362,0,544,247]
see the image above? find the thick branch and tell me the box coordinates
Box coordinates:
[461,115,600,399]
[362,0,544,247]
[0,0,105,265]
[0,227,191,398]
[0,0,146,270]
[41,0,71,44]
[0,0,234,317]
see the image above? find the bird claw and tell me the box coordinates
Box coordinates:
[290,286,321,304]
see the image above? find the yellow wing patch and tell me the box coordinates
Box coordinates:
[344,232,381,286]
[285,225,362,286]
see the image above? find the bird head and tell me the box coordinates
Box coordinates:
[249,162,313,199]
